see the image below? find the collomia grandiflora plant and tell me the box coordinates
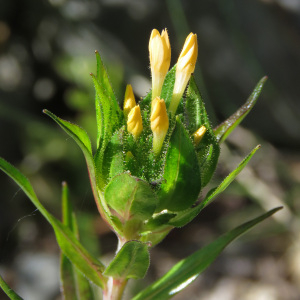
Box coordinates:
[0,29,282,300]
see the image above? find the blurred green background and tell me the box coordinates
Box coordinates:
[0,0,299,299]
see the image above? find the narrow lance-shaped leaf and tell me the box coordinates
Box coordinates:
[43,110,117,234]
[185,76,211,133]
[214,76,268,143]
[185,76,220,187]
[132,207,282,300]
[93,51,122,158]
[161,64,177,109]
[0,157,107,288]
[60,182,95,300]
[91,75,114,149]
[60,182,79,300]
[92,73,124,189]
[169,145,261,227]
[0,274,23,300]
[104,241,150,279]
[95,51,121,119]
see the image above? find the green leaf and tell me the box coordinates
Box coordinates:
[140,213,174,247]
[0,274,23,300]
[104,241,150,279]
[185,76,211,134]
[168,145,261,227]
[142,212,176,232]
[95,51,121,118]
[140,229,172,248]
[197,134,220,188]
[185,76,220,187]
[161,65,176,109]
[105,173,157,221]
[214,76,268,143]
[132,207,282,300]
[200,145,261,209]
[60,182,95,300]
[43,109,92,154]
[157,117,201,212]
[94,51,122,149]
[43,110,111,224]
[61,182,79,300]
[60,255,78,300]
[0,158,107,288]
[140,65,176,110]
[99,126,125,184]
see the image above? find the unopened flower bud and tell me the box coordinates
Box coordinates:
[150,97,169,155]
[169,33,198,115]
[123,84,136,118]
[127,105,143,139]
[149,29,171,101]
[193,125,206,146]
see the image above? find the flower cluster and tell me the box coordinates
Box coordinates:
[43,28,266,248]
[124,29,203,156]
[91,28,217,245]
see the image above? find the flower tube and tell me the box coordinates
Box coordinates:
[169,33,198,115]
[149,29,171,102]
[123,84,136,118]
[150,97,169,155]
[127,105,143,139]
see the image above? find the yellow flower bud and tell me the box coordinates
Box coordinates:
[123,84,136,118]
[169,33,198,115]
[125,151,134,161]
[150,97,169,155]
[127,105,143,139]
[149,29,171,101]
[193,126,206,146]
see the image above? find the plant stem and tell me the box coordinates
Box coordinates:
[102,236,128,300]
[103,277,128,300]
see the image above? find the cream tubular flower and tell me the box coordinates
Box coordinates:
[123,84,136,118]
[149,29,171,102]
[169,33,198,115]
[150,97,169,155]
[127,105,143,139]
[193,125,206,146]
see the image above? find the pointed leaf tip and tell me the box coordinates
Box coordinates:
[214,76,268,143]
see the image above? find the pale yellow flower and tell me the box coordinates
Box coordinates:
[149,29,171,101]
[123,84,136,118]
[193,126,206,146]
[127,105,143,139]
[150,97,169,155]
[169,33,198,115]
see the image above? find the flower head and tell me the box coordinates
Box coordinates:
[127,105,143,139]
[193,125,206,146]
[123,84,136,118]
[169,33,198,115]
[150,97,169,155]
[149,29,171,101]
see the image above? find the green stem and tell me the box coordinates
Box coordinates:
[103,237,128,300]
[103,277,128,300]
